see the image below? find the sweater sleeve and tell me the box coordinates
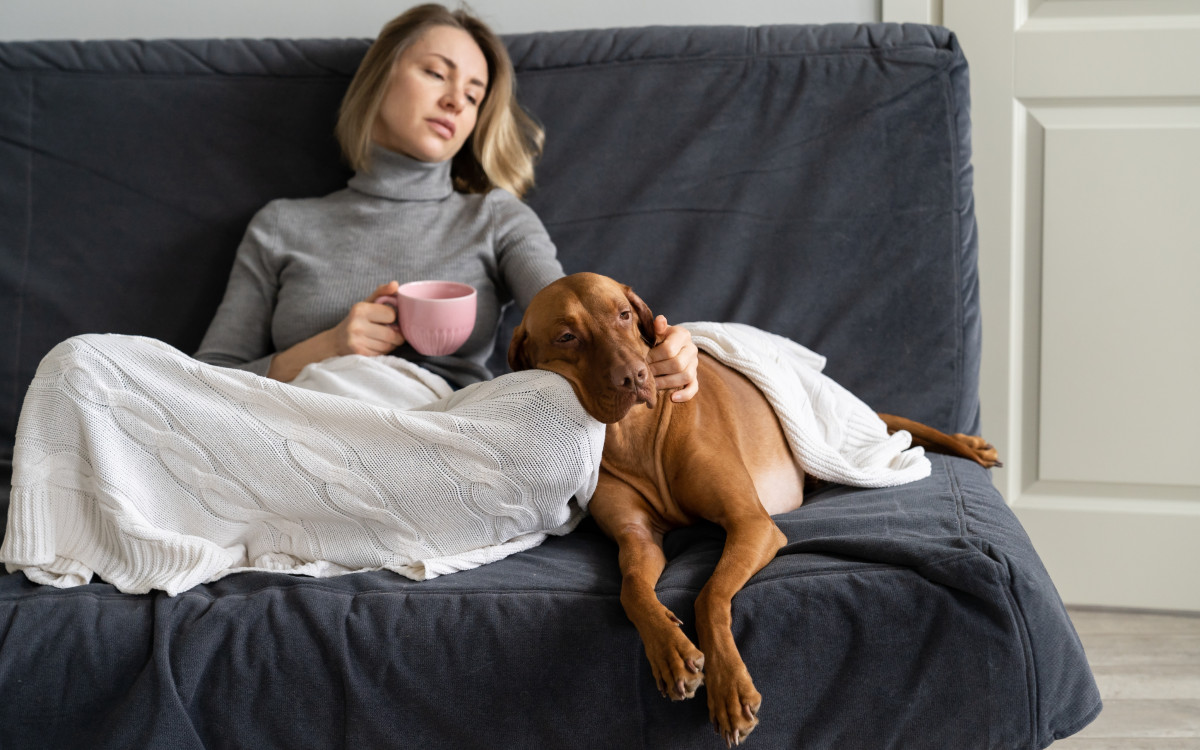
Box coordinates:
[489,190,565,309]
[193,202,283,375]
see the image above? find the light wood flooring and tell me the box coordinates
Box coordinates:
[1048,606,1200,749]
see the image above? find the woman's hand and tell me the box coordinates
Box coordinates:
[327,281,407,357]
[267,281,406,382]
[647,316,700,403]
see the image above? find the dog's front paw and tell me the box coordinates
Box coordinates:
[707,663,761,747]
[643,610,706,701]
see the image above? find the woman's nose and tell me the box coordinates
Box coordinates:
[440,89,464,113]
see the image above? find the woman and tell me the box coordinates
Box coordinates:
[195,3,699,397]
[0,4,697,594]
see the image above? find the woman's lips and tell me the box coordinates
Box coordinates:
[427,118,455,139]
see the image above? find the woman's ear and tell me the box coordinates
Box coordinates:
[624,286,657,347]
[507,324,532,371]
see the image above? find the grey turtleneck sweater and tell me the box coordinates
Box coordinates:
[195,147,564,387]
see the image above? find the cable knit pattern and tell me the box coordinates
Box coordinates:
[0,334,604,594]
[684,322,931,487]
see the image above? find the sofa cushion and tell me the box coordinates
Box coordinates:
[0,457,1099,748]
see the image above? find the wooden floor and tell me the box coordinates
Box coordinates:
[1049,606,1200,749]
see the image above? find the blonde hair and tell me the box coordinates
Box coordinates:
[335,4,544,198]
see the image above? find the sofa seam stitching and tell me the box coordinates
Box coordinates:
[9,72,33,460]
[941,61,966,435]
[0,45,954,78]
[951,457,1040,750]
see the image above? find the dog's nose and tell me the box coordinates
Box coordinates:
[611,361,648,392]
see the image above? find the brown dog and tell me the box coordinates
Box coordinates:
[508,272,999,746]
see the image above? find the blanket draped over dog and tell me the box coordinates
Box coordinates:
[683,322,931,487]
[2,325,928,594]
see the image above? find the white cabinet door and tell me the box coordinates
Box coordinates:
[887,0,1200,611]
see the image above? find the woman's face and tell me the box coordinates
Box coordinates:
[372,25,489,163]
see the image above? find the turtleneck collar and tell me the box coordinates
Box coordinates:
[348,145,454,202]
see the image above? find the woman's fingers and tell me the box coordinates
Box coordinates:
[366,280,400,302]
[647,316,699,402]
[336,298,405,355]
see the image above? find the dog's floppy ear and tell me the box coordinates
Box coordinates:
[623,285,658,347]
[507,323,533,372]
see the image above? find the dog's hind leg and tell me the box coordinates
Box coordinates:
[590,476,706,702]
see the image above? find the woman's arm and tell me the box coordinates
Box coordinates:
[266,281,406,381]
[491,191,566,308]
[196,203,405,382]
[491,191,699,401]
[194,204,285,376]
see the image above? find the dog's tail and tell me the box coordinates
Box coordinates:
[877,414,1002,469]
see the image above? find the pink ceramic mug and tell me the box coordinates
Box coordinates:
[379,281,476,357]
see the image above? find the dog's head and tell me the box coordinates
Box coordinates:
[508,272,659,424]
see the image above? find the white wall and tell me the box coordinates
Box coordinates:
[0,0,879,41]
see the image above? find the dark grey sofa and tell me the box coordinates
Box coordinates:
[0,25,1100,749]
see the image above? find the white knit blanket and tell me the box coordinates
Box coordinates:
[684,322,930,488]
[1,324,928,595]
[1,335,605,594]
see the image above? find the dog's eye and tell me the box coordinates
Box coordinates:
[556,333,576,344]
[619,310,632,321]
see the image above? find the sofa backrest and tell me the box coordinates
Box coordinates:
[0,25,980,468]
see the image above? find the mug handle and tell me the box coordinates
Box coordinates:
[375,293,402,332]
